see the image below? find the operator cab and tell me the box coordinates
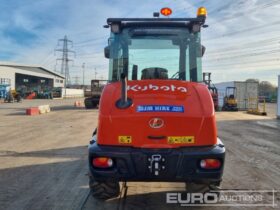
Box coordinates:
[105,16,207,82]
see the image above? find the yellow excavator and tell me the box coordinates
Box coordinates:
[222,87,238,111]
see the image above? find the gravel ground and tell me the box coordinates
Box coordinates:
[0,99,279,210]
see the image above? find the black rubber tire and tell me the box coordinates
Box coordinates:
[92,102,98,109]
[89,176,120,200]
[186,182,210,193]
[85,98,99,109]
[185,182,221,202]
[186,182,221,192]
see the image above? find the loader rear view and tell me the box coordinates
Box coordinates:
[88,7,226,200]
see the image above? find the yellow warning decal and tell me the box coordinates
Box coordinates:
[118,136,132,144]
[167,136,195,144]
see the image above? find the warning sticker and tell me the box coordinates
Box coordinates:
[118,136,132,144]
[167,136,194,144]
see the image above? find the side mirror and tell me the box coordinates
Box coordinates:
[201,45,206,57]
[104,46,110,58]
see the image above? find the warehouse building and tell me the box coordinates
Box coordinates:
[214,81,259,110]
[0,63,65,93]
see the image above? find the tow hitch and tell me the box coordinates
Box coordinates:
[148,154,165,176]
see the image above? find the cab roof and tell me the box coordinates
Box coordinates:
[107,17,206,28]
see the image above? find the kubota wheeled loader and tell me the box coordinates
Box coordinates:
[88,7,225,200]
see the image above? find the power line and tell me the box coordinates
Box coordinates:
[205,49,280,61]
[55,35,76,87]
[206,46,280,59]
[94,68,97,79]
[76,51,103,57]
[205,20,280,41]
[75,36,105,45]
[75,44,104,50]
[76,55,104,59]
[204,58,280,68]
[205,63,280,72]
[39,50,54,66]
[82,63,85,87]
[204,0,280,27]
[44,59,57,69]
[206,37,280,54]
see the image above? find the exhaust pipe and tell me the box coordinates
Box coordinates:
[116,73,132,109]
[121,73,128,104]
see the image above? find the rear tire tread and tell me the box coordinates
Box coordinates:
[89,176,120,200]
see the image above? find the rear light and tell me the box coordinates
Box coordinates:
[92,157,113,168]
[200,159,221,169]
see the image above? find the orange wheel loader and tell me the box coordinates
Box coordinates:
[88,7,225,200]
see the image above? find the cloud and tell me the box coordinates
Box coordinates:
[0,0,279,85]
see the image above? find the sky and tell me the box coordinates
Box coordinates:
[0,0,279,85]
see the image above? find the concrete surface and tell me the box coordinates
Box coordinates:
[0,99,279,210]
[265,103,277,118]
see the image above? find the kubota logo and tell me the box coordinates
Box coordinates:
[149,118,164,129]
[127,84,187,92]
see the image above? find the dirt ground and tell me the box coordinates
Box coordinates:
[0,99,279,210]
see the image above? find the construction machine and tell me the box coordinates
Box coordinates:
[222,87,238,111]
[88,7,225,200]
[84,80,107,109]
[203,72,219,111]
[4,89,22,103]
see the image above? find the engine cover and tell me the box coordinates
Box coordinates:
[97,80,217,148]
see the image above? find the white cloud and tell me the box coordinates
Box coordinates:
[0,0,279,85]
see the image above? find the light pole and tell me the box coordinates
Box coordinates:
[94,68,97,80]
[82,63,85,88]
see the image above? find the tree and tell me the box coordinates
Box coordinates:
[246,78,259,83]
[259,81,276,99]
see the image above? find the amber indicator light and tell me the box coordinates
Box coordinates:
[160,7,172,16]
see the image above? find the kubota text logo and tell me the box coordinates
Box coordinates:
[127,84,187,92]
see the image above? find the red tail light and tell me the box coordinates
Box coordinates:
[200,159,221,169]
[92,157,113,168]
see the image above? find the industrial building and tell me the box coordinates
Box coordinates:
[0,63,65,97]
[215,81,259,110]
